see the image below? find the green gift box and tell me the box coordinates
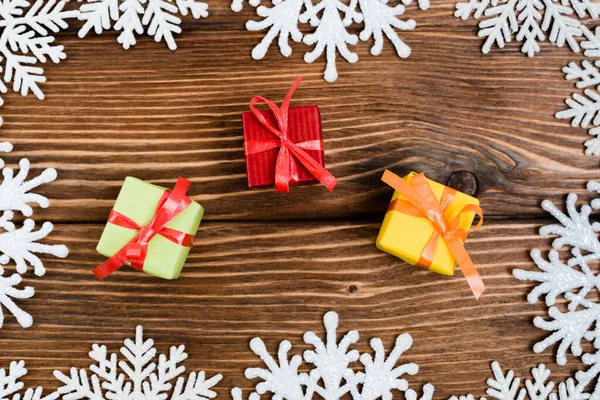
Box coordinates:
[96,177,203,280]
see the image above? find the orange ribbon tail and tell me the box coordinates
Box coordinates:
[381,170,485,299]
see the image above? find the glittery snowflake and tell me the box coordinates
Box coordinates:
[53,325,224,400]
[0,142,68,329]
[231,0,428,82]
[454,0,600,56]
[513,181,600,375]
[450,361,591,400]
[77,0,209,50]
[553,46,600,155]
[0,360,58,400]
[0,268,33,328]
[230,311,435,400]
[0,0,77,123]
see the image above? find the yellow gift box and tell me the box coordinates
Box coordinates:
[376,171,482,281]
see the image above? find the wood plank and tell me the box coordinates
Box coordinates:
[0,219,585,397]
[0,0,594,222]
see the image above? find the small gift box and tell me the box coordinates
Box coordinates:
[242,77,337,192]
[95,177,203,280]
[376,170,485,298]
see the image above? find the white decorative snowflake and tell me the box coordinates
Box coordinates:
[0,211,68,276]
[0,360,58,400]
[0,267,33,328]
[0,142,68,329]
[230,311,435,400]
[554,52,600,156]
[450,361,590,400]
[0,0,77,124]
[513,181,600,376]
[77,0,209,50]
[232,0,428,83]
[454,0,600,56]
[53,325,224,400]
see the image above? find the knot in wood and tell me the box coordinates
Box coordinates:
[446,171,478,197]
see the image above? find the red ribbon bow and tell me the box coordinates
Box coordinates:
[245,76,337,193]
[93,177,195,280]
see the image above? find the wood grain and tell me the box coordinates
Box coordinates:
[0,0,596,222]
[0,220,579,398]
[0,0,596,397]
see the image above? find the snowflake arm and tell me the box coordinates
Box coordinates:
[78,0,207,49]
[357,0,416,58]
[540,0,581,52]
[0,157,58,217]
[0,268,33,328]
[586,127,600,155]
[478,0,518,54]
[141,0,182,50]
[485,361,524,400]
[567,0,600,18]
[517,0,546,56]
[406,384,435,400]
[514,249,599,306]
[301,0,359,82]
[231,0,260,12]
[112,0,145,50]
[580,26,600,57]
[170,371,222,400]
[0,0,78,100]
[0,142,13,168]
[242,338,306,400]
[532,294,600,365]
[556,88,600,127]
[562,60,600,89]
[77,0,119,39]
[537,194,600,255]
[358,334,419,400]
[0,361,58,400]
[53,367,106,400]
[302,311,360,399]
[0,213,69,276]
[245,0,309,59]
[454,0,492,20]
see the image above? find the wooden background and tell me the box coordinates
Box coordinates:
[0,0,596,397]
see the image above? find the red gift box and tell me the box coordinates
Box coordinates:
[241,77,337,193]
[243,105,324,188]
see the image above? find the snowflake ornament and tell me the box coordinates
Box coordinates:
[450,361,591,400]
[454,0,600,56]
[0,0,77,123]
[0,360,59,400]
[0,267,34,328]
[513,181,600,375]
[77,0,209,50]
[553,54,600,156]
[0,142,67,329]
[53,325,224,400]
[231,311,435,400]
[232,0,428,82]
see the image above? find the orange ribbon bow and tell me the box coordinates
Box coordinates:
[382,170,485,299]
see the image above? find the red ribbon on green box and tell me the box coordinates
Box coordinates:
[93,177,195,280]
